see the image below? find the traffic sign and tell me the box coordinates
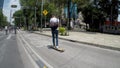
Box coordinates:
[43,10,48,16]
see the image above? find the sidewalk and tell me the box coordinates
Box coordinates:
[34,30,120,51]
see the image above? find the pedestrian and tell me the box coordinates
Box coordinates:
[5,26,8,35]
[50,15,59,48]
[14,26,17,34]
[70,18,74,30]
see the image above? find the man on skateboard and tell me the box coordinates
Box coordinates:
[50,15,64,52]
[50,15,59,49]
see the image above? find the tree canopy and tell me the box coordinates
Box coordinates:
[14,0,119,31]
[0,9,8,27]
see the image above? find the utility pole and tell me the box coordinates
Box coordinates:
[35,6,36,30]
[10,9,12,24]
[68,0,71,30]
[40,0,43,32]
[35,0,38,30]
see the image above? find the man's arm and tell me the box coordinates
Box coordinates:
[57,19,60,30]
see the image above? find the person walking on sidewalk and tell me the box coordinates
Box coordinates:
[50,15,59,48]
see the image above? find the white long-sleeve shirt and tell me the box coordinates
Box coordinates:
[50,17,59,23]
[50,17,59,27]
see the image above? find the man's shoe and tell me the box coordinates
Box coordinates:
[56,46,59,49]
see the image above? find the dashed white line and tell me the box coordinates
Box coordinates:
[6,34,12,40]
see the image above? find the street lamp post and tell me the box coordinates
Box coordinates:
[11,4,17,34]
[10,4,17,24]
[10,9,12,24]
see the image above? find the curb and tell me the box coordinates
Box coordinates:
[35,32,120,51]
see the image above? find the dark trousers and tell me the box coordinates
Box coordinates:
[51,28,58,46]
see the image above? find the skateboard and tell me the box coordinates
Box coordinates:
[50,46,65,52]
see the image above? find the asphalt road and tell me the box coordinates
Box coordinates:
[0,31,35,68]
[21,31,120,68]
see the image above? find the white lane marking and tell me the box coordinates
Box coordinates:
[6,34,12,40]
[19,33,53,68]
[35,45,48,48]
[0,35,3,38]
[0,44,6,63]
[17,35,39,68]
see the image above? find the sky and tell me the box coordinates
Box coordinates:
[3,0,21,22]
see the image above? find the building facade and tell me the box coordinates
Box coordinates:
[0,0,4,9]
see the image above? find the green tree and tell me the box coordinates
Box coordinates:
[19,0,92,29]
[98,0,118,23]
[0,9,8,27]
[13,10,23,28]
[82,1,105,31]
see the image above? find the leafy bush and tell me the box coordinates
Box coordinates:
[59,27,65,35]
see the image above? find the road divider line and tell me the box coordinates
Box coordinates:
[17,35,39,68]
[19,31,53,68]
[6,34,12,40]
